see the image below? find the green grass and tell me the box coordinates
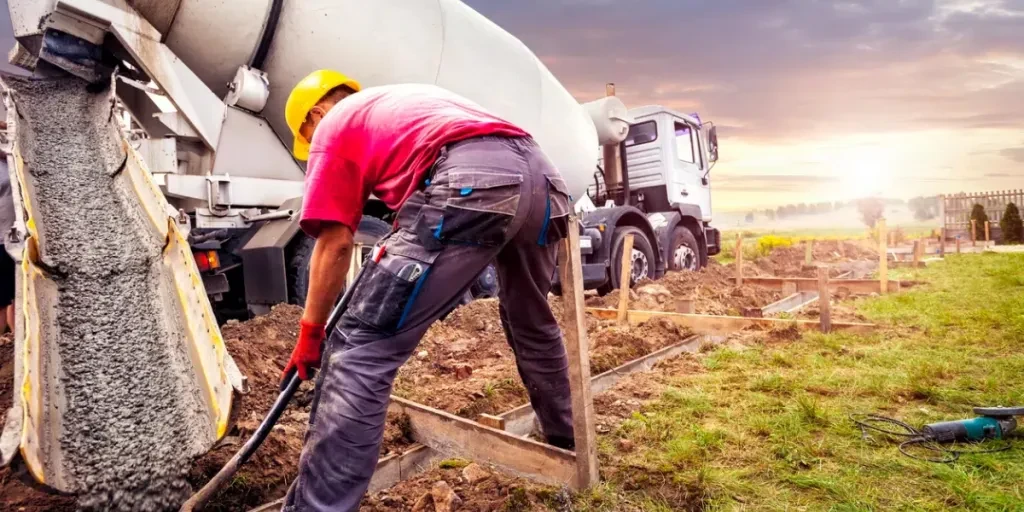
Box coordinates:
[578,253,1024,511]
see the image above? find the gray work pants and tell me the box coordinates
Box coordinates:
[283,136,575,511]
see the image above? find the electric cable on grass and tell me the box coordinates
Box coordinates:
[850,413,1012,463]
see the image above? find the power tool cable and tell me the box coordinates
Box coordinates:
[850,413,1012,463]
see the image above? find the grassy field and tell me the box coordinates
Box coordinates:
[578,253,1024,511]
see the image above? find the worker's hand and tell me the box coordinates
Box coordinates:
[282,320,327,382]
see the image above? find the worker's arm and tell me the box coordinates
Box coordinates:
[283,222,354,382]
[302,222,355,325]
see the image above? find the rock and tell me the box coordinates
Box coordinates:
[412,492,433,512]
[453,364,473,380]
[431,481,462,512]
[417,350,429,358]
[462,463,491,484]
[618,438,635,452]
[637,284,671,297]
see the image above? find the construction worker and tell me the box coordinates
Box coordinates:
[280,70,575,511]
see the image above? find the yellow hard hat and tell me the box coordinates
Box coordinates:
[285,70,361,161]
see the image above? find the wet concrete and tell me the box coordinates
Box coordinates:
[7,76,213,510]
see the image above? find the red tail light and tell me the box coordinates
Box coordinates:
[195,252,210,271]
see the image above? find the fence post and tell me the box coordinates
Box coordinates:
[912,240,921,267]
[805,240,813,264]
[971,219,977,247]
[878,218,888,294]
[985,221,991,244]
[557,216,600,488]
[818,267,832,333]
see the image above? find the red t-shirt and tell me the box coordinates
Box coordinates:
[300,84,529,237]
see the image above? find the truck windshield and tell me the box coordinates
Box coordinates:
[624,121,657,147]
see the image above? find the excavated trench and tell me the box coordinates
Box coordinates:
[8,76,214,510]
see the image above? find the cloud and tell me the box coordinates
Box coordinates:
[464,0,1024,142]
[998,146,1024,163]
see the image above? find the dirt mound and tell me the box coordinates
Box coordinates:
[395,297,691,417]
[753,241,878,278]
[588,261,781,315]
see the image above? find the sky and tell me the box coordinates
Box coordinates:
[2,1,1022,211]
[462,0,1024,210]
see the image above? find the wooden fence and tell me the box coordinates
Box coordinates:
[941,190,1024,237]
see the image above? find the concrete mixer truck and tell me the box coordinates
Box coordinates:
[4,0,721,318]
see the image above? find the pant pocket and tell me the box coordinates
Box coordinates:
[539,174,573,246]
[348,245,434,333]
[439,170,524,247]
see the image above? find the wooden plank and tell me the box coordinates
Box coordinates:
[557,216,600,488]
[761,291,817,316]
[878,218,888,294]
[805,241,813,264]
[247,444,441,512]
[498,335,704,438]
[738,277,908,294]
[477,414,505,430]
[617,233,634,324]
[388,396,578,488]
[818,268,831,333]
[586,308,877,335]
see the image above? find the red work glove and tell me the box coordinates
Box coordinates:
[282,320,327,383]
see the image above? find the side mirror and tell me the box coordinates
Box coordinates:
[708,125,719,163]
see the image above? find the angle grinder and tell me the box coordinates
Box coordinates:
[921,406,1023,443]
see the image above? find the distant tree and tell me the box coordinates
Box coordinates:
[797,203,808,215]
[834,200,845,211]
[909,196,939,222]
[1000,202,1023,244]
[970,204,989,234]
[766,210,776,221]
[745,212,755,223]
[856,197,885,228]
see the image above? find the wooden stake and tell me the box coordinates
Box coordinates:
[805,241,813,264]
[817,267,832,333]
[878,218,888,294]
[956,237,961,254]
[985,221,991,243]
[557,216,599,488]
[837,240,845,258]
[912,240,921,267]
[735,234,744,286]
[971,219,977,247]
[616,233,634,325]
[939,228,946,257]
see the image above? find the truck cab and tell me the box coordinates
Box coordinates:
[577,106,721,293]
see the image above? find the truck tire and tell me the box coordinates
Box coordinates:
[669,226,701,271]
[287,216,391,306]
[470,264,500,298]
[600,226,655,294]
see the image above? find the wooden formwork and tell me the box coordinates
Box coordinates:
[246,220,886,511]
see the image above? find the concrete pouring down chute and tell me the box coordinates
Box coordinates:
[0,75,244,510]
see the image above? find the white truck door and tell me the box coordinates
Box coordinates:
[669,121,711,220]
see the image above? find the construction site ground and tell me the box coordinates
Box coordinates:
[12,240,994,511]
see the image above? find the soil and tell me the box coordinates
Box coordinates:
[752,240,878,278]
[587,260,782,316]
[0,243,881,511]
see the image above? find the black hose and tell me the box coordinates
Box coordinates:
[250,0,284,70]
[181,262,369,511]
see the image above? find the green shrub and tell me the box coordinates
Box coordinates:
[757,235,793,256]
[971,204,989,236]
[1000,203,1023,244]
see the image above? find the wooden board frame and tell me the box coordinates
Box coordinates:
[586,308,877,335]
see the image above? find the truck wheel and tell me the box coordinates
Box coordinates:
[669,227,701,271]
[470,264,500,298]
[287,216,391,306]
[601,226,654,294]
